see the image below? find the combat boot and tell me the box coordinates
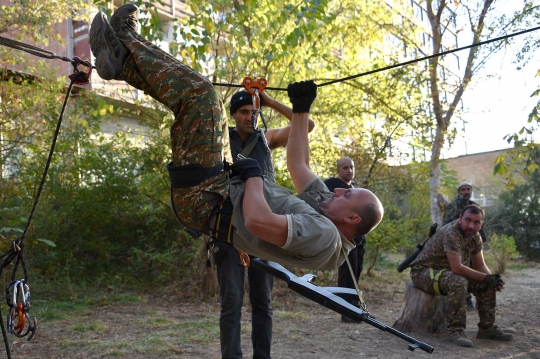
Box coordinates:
[477,325,514,341]
[89,12,129,80]
[111,3,140,33]
[446,330,473,347]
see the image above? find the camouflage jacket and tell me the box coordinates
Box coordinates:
[410,220,483,271]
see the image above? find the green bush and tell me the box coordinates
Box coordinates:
[486,234,520,274]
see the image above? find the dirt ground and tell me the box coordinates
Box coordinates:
[4,262,540,359]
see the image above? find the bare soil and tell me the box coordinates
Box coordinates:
[5,263,540,359]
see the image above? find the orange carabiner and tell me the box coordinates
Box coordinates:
[239,251,251,268]
[242,76,267,96]
[242,77,267,111]
[13,302,25,335]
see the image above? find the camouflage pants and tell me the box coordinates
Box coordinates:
[117,30,230,232]
[410,267,496,332]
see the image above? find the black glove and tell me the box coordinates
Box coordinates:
[231,158,263,182]
[287,80,317,113]
[484,274,503,289]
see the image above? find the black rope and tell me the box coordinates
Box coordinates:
[0,76,78,359]
[0,36,95,69]
[2,24,539,91]
[212,25,540,90]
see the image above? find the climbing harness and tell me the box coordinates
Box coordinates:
[429,268,446,295]
[0,34,93,359]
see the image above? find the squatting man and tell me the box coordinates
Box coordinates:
[409,204,513,347]
[89,3,384,271]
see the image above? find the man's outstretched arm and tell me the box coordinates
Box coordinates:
[243,177,288,246]
[231,158,288,246]
[260,91,315,150]
[285,81,318,193]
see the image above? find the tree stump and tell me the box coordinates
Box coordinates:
[393,282,449,334]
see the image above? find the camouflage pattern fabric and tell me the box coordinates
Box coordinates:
[116,30,231,232]
[409,221,495,332]
[410,220,483,270]
[410,267,496,332]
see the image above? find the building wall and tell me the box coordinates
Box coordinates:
[444,149,506,207]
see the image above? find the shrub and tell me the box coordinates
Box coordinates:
[486,234,520,274]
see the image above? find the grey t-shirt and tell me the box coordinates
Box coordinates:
[229,175,355,270]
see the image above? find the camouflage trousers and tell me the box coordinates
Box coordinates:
[410,267,496,332]
[117,30,231,232]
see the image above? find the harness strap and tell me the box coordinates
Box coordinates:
[429,268,446,295]
[212,197,234,244]
[167,162,224,188]
[240,132,260,158]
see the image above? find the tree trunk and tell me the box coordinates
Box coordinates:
[425,0,495,225]
[393,282,449,334]
[429,126,445,225]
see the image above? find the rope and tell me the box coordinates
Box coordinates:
[0,35,88,68]
[0,73,80,358]
[2,24,539,90]
[212,25,540,90]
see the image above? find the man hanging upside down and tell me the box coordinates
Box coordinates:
[89,3,384,271]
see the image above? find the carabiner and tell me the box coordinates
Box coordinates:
[69,56,92,85]
[5,279,37,340]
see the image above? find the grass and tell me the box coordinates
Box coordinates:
[68,320,107,333]
[274,310,309,320]
[506,262,532,271]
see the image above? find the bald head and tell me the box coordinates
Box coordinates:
[336,157,355,184]
[353,189,384,236]
[319,187,384,239]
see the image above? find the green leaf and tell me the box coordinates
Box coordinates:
[36,238,57,247]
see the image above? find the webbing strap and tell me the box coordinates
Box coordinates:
[341,246,368,313]
[429,268,446,295]
[213,197,234,243]
[240,132,260,158]
[167,162,224,188]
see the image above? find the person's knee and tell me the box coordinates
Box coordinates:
[444,273,468,296]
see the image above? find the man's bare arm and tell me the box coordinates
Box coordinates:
[285,81,318,193]
[446,252,488,282]
[242,177,288,246]
[261,91,315,150]
[287,112,315,193]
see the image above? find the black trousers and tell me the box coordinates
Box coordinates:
[338,235,366,303]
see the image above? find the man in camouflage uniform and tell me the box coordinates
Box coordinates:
[443,182,487,242]
[89,4,384,272]
[443,181,488,311]
[91,4,231,234]
[409,204,513,347]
